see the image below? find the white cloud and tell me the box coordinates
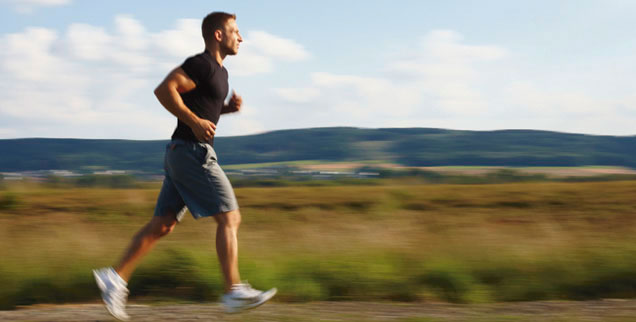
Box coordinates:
[424,30,506,62]
[309,72,419,117]
[217,115,267,138]
[0,127,18,137]
[67,24,113,61]
[3,0,72,13]
[151,18,201,58]
[0,15,309,139]
[501,82,610,117]
[273,87,320,103]
[1,15,632,140]
[226,49,273,76]
[246,31,310,61]
[274,29,504,121]
[9,0,70,4]
[115,15,148,51]
[387,30,506,80]
[271,29,633,135]
[225,30,310,76]
[383,29,508,115]
[2,28,66,81]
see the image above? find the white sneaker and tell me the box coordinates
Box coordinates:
[221,282,277,313]
[93,267,130,321]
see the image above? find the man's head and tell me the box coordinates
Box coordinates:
[202,12,242,56]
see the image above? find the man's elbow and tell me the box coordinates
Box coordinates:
[153,84,163,98]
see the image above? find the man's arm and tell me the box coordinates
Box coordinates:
[154,67,216,142]
[221,91,243,114]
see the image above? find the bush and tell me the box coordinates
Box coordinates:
[0,192,21,211]
[128,249,222,301]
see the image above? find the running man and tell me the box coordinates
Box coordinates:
[93,12,276,321]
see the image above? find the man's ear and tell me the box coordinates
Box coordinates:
[214,29,223,42]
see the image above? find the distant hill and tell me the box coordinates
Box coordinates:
[0,127,635,172]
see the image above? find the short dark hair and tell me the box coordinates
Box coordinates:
[201,12,236,44]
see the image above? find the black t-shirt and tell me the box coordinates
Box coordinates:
[171,50,229,146]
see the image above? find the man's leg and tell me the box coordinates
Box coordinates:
[215,209,277,313]
[115,213,179,281]
[93,213,178,321]
[214,209,242,292]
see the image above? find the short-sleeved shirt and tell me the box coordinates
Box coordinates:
[171,50,229,146]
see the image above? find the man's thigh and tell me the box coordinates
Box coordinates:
[153,174,187,222]
[164,140,239,219]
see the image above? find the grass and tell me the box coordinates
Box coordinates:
[2,180,636,309]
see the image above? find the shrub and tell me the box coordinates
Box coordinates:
[0,192,20,211]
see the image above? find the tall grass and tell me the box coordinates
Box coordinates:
[1,180,636,309]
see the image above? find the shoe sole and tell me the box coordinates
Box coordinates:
[224,288,277,314]
[93,269,130,321]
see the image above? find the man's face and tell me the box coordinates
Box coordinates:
[220,19,242,55]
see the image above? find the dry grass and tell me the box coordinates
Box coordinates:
[2,180,636,307]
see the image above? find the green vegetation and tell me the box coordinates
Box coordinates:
[0,138,166,172]
[227,167,636,187]
[223,160,325,170]
[47,174,140,189]
[2,179,636,309]
[0,192,20,210]
[2,127,636,172]
[30,168,636,190]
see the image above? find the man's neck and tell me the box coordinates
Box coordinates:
[205,46,225,67]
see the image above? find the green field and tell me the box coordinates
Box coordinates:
[2,180,636,309]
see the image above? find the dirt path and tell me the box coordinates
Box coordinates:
[1,300,635,322]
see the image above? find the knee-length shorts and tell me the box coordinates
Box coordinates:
[153,139,239,221]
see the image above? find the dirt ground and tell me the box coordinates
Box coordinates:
[2,300,636,322]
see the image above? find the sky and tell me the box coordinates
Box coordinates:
[1,0,635,139]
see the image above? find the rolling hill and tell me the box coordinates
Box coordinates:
[0,127,634,172]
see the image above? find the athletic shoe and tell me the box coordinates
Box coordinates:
[93,267,130,321]
[221,282,277,313]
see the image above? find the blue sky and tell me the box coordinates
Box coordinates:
[1,0,635,139]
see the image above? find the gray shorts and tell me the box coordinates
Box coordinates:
[154,139,238,221]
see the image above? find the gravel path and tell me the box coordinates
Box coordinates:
[1,300,635,321]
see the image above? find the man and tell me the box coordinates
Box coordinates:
[93,12,276,321]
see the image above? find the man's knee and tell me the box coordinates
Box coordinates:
[149,214,178,237]
[215,209,241,229]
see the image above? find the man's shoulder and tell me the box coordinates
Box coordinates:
[181,52,217,81]
[184,51,223,73]
[183,52,211,66]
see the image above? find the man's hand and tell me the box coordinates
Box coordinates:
[155,67,217,141]
[223,91,243,114]
[191,118,217,142]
